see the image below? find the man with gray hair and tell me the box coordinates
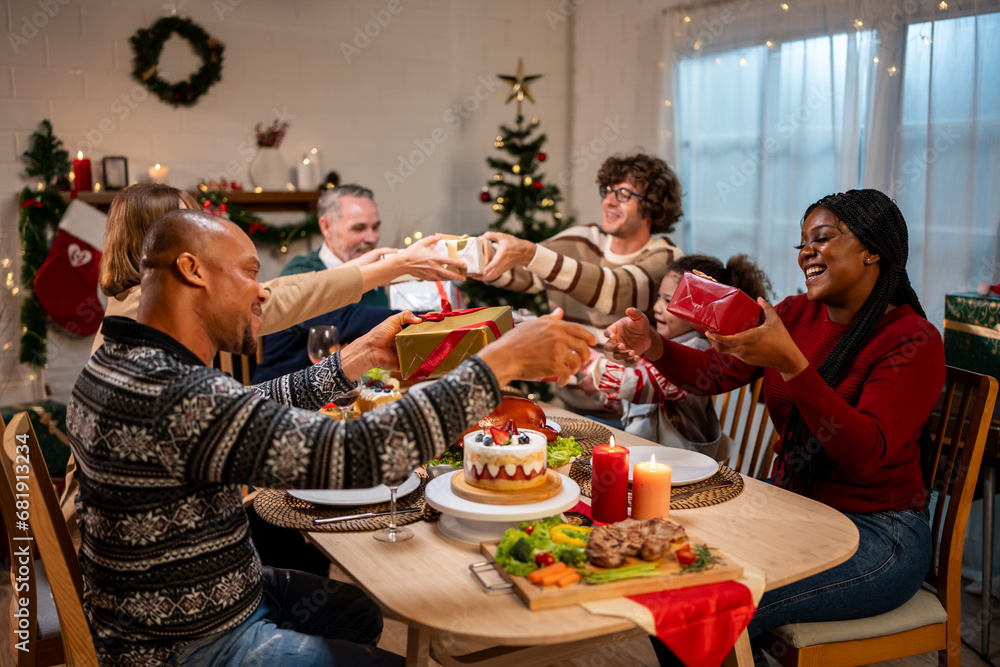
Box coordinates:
[255,184,413,381]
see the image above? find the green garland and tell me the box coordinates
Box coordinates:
[18,121,70,368]
[130,16,224,108]
[18,189,66,368]
[198,191,319,252]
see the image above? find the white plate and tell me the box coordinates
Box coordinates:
[591,446,719,486]
[288,471,420,506]
[625,446,719,485]
[424,471,580,521]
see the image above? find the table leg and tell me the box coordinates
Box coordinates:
[723,628,753,667]
[982,464,995,656]
[406,624,431,667]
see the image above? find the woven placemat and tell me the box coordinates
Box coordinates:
[550,416,613,457]
[570,459,744,509]
[253,471,440,532]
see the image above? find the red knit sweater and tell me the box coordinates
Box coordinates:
[651,294,945,513]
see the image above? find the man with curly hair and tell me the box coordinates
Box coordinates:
[478,153,684,415]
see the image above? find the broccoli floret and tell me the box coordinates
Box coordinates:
[510,537,533,563]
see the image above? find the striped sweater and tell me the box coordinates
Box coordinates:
[488,224,679,339]
[488,224,679,412]
[67,316,500,665]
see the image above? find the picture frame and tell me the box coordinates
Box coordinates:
[102,156,129,190]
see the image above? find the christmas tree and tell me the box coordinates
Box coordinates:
[22,119,69,187]
[460,105,574,310]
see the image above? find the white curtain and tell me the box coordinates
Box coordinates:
[663,0,1000,318]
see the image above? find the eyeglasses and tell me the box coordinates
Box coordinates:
[599,185,649,203]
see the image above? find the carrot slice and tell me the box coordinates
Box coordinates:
[539,565,573,586]
[555,570,581,587]
[527,561,567,584]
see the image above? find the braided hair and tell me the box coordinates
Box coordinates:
[777,189,933,494]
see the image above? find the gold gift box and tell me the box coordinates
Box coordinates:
[396,306,513,380]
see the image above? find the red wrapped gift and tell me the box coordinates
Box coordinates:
[666,271,763,335]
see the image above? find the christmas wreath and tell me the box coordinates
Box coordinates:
[130,16,224,107]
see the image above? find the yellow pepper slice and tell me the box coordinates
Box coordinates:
[550,524,592,548]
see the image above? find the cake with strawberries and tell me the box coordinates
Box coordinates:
[463,422,548,491]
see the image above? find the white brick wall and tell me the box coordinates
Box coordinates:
[0,0,573,403]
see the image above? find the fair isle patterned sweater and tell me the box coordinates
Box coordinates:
[68,316,501,666]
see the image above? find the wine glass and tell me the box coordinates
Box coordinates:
[374,476,414,543]
[308,326,340,364]
[330,380,362,421]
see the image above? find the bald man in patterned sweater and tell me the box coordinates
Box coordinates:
[67,209,596,666]
[477,154,684,416]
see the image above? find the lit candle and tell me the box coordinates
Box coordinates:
[631,453,672,519]
[72,151,92,191]
[591,435,629,523]
[148,164,169,184]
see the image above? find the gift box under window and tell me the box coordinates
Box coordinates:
[666,271,764,335]
[943,292,1000,381]
[396,305,513,380]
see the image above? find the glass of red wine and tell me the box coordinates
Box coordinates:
[307,326,340,364]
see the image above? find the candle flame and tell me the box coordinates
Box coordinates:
[154,164,161,170]
[77,151,83,159]
[609,434,616,449]
[650,453,656,468]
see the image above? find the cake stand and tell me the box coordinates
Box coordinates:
[424,471,580,545]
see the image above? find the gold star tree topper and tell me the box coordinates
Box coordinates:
[499,58,542,117]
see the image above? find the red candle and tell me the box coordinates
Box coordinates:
[591,436,629,523]
[73,151,92,191]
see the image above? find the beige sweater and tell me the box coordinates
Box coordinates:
[90,266,365,353]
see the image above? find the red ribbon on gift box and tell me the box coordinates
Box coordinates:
[411,299,503,380]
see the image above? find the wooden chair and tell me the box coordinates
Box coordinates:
[217,338,263,386]
[715,377,777,479]
[0,413,65,667]
[3,412,98,666]
[761,366,999,667]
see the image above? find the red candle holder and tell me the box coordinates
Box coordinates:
[591,436,629,523]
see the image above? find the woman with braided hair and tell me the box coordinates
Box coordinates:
[604,189,944,659]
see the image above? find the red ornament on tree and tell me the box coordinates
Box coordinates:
[480,191,491,202]
[532,180,543,190]
[537,152,547,161]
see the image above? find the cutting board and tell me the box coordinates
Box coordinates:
[480,534,742,610]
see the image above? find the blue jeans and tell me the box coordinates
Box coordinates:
[750,509,931,658]
[170,567,404,666]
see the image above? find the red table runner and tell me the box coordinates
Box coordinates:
[569,500,757,667]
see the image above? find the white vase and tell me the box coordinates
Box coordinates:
[250,149,289,191]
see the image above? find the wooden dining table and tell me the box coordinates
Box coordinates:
[304,405,860,667]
